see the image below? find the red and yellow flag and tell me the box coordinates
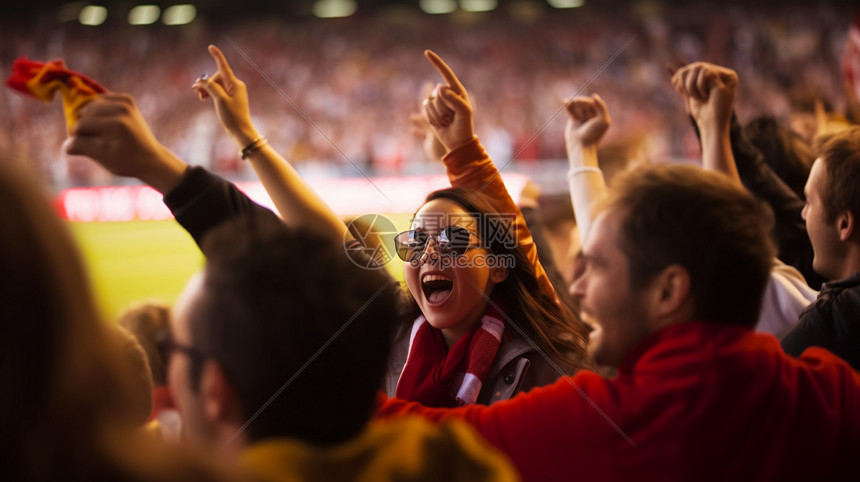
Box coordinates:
[6,56,106,131]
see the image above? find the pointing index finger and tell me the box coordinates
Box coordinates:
[424,50,466,96]
[208,44,235,80]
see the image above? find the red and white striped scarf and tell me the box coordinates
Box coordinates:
[394,301,505,407]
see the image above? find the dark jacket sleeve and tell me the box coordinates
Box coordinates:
[162,166,281,251]
[780,308,830,357]
[781,279,860,370]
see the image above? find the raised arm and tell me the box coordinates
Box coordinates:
[65,93,281,249]
[563,94,611,244]
[670,61,740,184]
[420,50,556,300]
[671,62,818,332]
[193,45,348,242]
[66,93,187,193]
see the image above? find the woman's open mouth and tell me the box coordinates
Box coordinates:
[421,273,453,305]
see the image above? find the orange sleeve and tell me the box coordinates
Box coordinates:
[442,137,558,303]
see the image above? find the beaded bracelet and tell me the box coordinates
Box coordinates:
[240,136,268,159]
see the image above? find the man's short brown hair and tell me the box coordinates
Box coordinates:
[603,164,774,327]
[814,126,860,223]
[189,215,400,445]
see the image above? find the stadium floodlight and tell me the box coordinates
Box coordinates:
[128,5,160,25]
[313,0,358,18]
[79,5,108,25]
[547,0,584,8]
[420,0,457,15]
[162,4,197,25]
[460,0,497,13]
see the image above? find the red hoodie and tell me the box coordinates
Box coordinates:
[378,322,860,481]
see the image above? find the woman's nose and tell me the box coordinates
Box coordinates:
[419,237,441,265]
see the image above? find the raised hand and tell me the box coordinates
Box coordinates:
[563,95,610,244]
[65,93,186,193]
[564,94,611,149]
[192,45,260,147]
[409,82,447,162]
[671,61,741,183]
[411,111,447,162]
[191,46,348,241]
[422,50,475,153]
[670,61,737,133]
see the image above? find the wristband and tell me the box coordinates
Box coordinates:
[568,166,602,177]
[240,136,268,159]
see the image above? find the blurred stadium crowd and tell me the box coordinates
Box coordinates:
[1,0,855,188]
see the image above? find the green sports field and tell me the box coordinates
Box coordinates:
[70,214,412,321]
[69,220,204,320]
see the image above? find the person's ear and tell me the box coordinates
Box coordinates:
[489,265,509,284]
[199,361,241,424]
[837,210,855,242]
[648,264,691,321]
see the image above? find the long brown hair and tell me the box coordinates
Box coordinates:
[410,187,591,374]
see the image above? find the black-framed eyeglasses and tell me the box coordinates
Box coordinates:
[394,226,482,262]
[156,332,208,363]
